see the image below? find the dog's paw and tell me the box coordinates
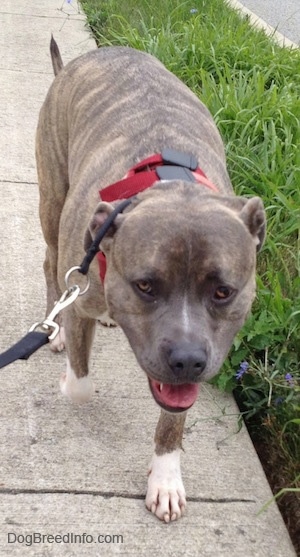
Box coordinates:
[146,450,186,523]
[50,326,66,352]
[60,358,94,404]
[98,310,117,328]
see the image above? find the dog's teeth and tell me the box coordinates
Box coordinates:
[159,383,163,392]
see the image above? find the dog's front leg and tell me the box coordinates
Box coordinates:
[146,410,187,522]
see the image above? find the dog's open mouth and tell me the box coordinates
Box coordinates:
[148,378,199,413]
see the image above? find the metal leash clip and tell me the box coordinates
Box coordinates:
[29,285,81,340]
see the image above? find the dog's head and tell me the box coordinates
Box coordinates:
[85,182,265,413]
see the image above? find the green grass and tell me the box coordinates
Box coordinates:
[80,0,300,498]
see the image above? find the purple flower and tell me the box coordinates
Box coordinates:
[190,8,198,14]
[285,373,294,385]
[236,361,249,380]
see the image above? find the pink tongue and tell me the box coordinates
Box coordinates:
[152,381,199,409]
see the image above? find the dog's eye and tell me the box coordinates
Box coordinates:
[213,286,233,302]
[135,280,153,295]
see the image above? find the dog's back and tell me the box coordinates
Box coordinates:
[43,41,232,199]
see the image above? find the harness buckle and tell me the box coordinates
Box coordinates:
[161,147,198,171]
[156,165,196,182]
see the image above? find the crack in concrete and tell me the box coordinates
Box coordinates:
[0,67,52,75]
[0,179,38,185]
[0,12,84,20]
[0,488,256,504]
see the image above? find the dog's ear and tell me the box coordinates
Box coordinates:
[238,197,266,251]
[84,201,125,253]
[219,196,266,251]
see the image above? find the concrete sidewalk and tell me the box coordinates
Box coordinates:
[0,1,296,555]
[236,0,300,46]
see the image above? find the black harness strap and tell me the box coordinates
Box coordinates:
[79,197,133,275]
[0,331,49,369]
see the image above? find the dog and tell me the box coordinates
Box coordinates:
[36,37,266,523]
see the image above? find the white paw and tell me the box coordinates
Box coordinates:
[50,326,66,352]
[146,450,186,522]
[60,357,94,404]
[98,310,117,328]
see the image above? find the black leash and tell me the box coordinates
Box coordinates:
[0,332,50,369]
[0,197,134,369]
[0,286,81,370]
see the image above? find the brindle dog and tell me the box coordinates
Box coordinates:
[36,38,265,522]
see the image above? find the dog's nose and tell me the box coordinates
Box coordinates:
[167,343,207,380]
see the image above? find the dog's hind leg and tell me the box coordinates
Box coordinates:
[36,108,69,351]
[38,185,67,352]
[146,410,187,522]
[59,305,95,404]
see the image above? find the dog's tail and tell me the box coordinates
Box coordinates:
[50,35,64,76]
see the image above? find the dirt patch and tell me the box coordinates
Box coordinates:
[234,391,300,555]
[252,436,300,555]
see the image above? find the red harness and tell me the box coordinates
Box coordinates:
[97,151,218,282]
